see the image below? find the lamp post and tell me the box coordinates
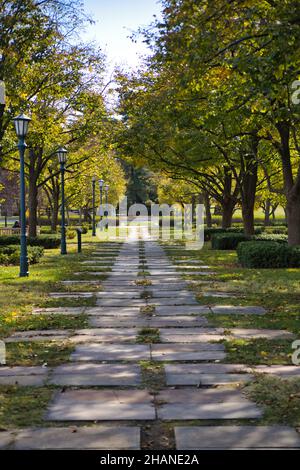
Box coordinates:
[92,176,96,237]
[57,147,68,255]
[12,113,31,277]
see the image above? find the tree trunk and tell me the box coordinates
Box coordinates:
[221,200,235,228]
[203,191,212,227]
[286,193,300,245]
[28,175,38,238]
[241,166,258,236]
[51,198,59,232]
[276,121,300,245]
[264,199,271,226]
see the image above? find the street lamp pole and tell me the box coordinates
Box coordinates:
[12,113,31,277]
[57,147,68,255]
[99,179,104,229]
[92,176,96,237]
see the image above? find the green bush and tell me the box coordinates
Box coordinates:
[0,245,44,265]
[80,223,90,234]
[211,233,251,250]
[254,233,288,244]
[205,226,263,241]
[0,235,60,249]
[237,241,300,268]
[264,226,288,234]
[66,229,76,240]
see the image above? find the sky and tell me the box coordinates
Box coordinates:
[82,0,162,71]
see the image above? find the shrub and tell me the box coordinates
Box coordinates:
[81,223,90,234]
[211,233,251,250]
[205,226,263,241]
[28,235,60,249]
[66,229,76,240]
[0,245,44,265]
[237,241,300,268]
[264,226,288,234]
[0,235,60,249]
[254,233,288,244]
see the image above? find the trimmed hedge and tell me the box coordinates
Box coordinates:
[205,226,263,241]
[211,233,251,250]
[264,226,288,234]
[0,235,60,249]
[0,245,44,265]
[237,241,300,268]
[254,233,288,244]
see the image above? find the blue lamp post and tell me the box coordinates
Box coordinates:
[57,147,68,255]
[12,113,31,277]
[98,179,104,231]
[92,176,96,237]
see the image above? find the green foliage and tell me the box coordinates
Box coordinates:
[0,235,60,249]
[237,241,300,268]
[0,245,44,265]
[211,233,251,250]
[66,229,76,240]
[254,233,288,244]
[265,226,288,234]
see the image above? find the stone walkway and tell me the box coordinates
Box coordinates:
[1,229,300,450]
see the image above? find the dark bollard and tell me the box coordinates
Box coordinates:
[76,228,82,253]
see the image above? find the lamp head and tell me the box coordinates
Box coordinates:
[12,113,31,138]
[57,147,68,164]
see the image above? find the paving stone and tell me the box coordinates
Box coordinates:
[96,291,142,299]
[89,317,149,328]
[165,363,253,385]
[160,333,225,343]
[71,343,150,361]
[86,307,141,316]
[147,298,199,306]
[229,328,294,339]
[50,363,141,386]
[60,281,100,285]
[74,272,108,276]
[149,316,208,328]
[46,389,155,421]
[13,426,140,450]
[202,292,235,298]
[70,328,137,343]
[174,260,202,264]
[251,365,300,378]
[151,343,225,361]
[155,305,210,315]
[96,299,146,307]
[49,292,94,298]
[32,307,85,315]
[0,431,15,449]
[211,305,266,315]
[149,290,194,299]
[182,271,216,276]
[159,327,224,336]
[175,426,300,449]
[147,283,188,290]
[0,366,48,386]
[159,402,262,420]
[158,388,249,404]
[166,373,253,386]
[165,363,247,374]
[4,329,71,343]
